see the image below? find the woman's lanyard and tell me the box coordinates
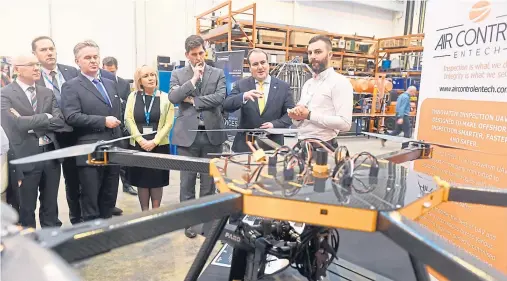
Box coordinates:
[142,90,156,125]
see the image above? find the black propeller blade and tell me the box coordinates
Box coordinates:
[10,132,156,165]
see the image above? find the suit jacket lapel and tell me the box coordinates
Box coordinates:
[58,64,71,81]
[262,78,278,115]
[34,86,46,114]
[103,80,116,107]
[249,77,260,115]
[78,74,108,105]
[12,82,35,114]
[200,66,212,96]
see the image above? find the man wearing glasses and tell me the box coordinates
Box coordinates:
[0,54,66,228]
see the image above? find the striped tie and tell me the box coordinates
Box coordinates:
[28,86,36,111]
[28,86,50,145]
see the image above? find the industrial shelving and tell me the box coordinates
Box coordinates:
[196,0,377,74]
[195,1,425,134]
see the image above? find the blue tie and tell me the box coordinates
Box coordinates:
[92,79,112,107]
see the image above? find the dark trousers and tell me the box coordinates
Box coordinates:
[390,115,412,148]
[78,165,120,221]
[178,131,222,202]
[120,166,131,189]
[56,132,82,224]
[18,144,61,228]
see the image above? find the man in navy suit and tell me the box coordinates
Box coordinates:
[223,48,295,152]
[61,40,122,221]
[32,36,81,224]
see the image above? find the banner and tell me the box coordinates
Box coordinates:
[214,50,245,137]
[412,0,507,278]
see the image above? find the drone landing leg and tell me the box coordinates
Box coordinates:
[184,216,229,281]
[229,247,248,281]
[409,254,431,281]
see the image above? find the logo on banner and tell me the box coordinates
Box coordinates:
[469,1,491,23]
[434,1,506,59]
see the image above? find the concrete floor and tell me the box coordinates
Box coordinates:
[42,136,404,281]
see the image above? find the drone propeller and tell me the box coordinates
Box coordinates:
[362,132,503,155]
[189,128,302,135]
[10,132,156,165]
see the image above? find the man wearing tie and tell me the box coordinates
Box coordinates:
[223,49,294,152]
[61,40,122,222]
[32,36,82,224]
[1,54,66,228]
[169,35,227,238]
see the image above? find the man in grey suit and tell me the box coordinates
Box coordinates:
[169,35,227,238]
[1,54,66,228]
[31,35,82,224]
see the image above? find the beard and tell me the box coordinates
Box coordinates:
[310,57,328,74]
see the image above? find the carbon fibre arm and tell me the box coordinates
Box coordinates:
[106,148,211,173]
[377,211,507,281]
[375,148,423,164]
[34,193,242,263]
[447,186,507,207]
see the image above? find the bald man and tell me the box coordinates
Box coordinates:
[0,54,65,228]
[382,86,417,148]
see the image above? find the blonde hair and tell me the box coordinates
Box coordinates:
[134,65,158,92]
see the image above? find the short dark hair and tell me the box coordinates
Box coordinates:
[185,35,205,53]
[31,36,55,51]
[308,35,332,50]
[103,56,118,68]
[246,48,269,65]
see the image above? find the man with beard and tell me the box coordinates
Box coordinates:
[288,35,353,147]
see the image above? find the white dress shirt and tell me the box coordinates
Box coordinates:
[41,66,65,91]
[293,67,353,141]
[16,79,38,105]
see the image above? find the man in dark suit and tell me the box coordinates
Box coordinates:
[61,40,122,222]
[223,49,294,152]
[1,54,66,228]
[168,35,227,238]
[102,56,137,198]
[102,57,131,100]
[31,35,82,224]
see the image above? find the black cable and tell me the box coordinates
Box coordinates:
[271,152,304,197]
[290,226,340,281]
[294,138,336,152]
[351,176,376,194]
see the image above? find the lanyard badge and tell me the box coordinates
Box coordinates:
[142,90,157,125]
[142,90,157,135]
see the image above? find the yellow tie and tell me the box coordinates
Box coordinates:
[258,81,265,113]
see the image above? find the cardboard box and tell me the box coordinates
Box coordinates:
[258,30,286,44]
[290,32,315,46]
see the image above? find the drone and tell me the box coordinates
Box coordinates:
[2,128,507,281]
